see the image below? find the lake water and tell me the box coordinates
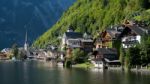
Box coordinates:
[0,61,150,84]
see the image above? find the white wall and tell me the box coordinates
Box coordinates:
[67,39,81,48]
[122,35,141,48]
[136,35,141,43]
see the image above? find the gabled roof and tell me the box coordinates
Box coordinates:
[123,22,147,36]
[119,25,147,38]
[65,32,83,39]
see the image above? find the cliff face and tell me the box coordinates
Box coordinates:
[33,0,150,48]
[0,0,75,49]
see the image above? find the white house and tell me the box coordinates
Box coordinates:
[61,28,83,50]
[121,25,145,48]
[122,35,141,48]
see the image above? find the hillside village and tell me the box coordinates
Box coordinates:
[1,0,150,84]
[56,19,150,69]
[0,19,150,70]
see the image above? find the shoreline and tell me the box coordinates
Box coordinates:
[72,62,150,72]
[1,60,150,73]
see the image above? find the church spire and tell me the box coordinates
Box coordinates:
[25,30,28,43]
[24,30,28,51]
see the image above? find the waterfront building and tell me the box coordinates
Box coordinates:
[92,48,120,67]
[121,20,148,48]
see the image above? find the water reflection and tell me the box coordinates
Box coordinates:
[0,61,150,84]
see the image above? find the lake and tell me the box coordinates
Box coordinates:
[0,61,150,84]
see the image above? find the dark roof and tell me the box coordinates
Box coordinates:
[65,32,83,39]
[94,48,119,61]
[119,25,147,38]
[129,25,145,36]
[96,48,117,55]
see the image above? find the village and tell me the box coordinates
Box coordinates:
[0,20,150,70]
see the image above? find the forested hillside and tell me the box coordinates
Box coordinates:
[33,0,150,48]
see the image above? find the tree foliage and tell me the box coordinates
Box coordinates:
[124,36,150,69]
[11,43,19,58]
[72,48,86,63]
[128,47,141,66]
[140,35,150,66]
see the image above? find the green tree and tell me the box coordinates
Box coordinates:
[129,46,141,66]
[120,46,125,67]
[125,46,141,70]
[17,50,27,60]
[125,49,131,70]
[140,36,150,67]
[12,43,19,59]
[72,48,86,63]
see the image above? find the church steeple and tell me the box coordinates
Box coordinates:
[24,30,29,51]
[25,30,28,43]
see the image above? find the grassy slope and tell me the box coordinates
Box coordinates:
[33,0,150,48]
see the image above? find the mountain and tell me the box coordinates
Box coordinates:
[0,0,75,49]
[33,0,150,48]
